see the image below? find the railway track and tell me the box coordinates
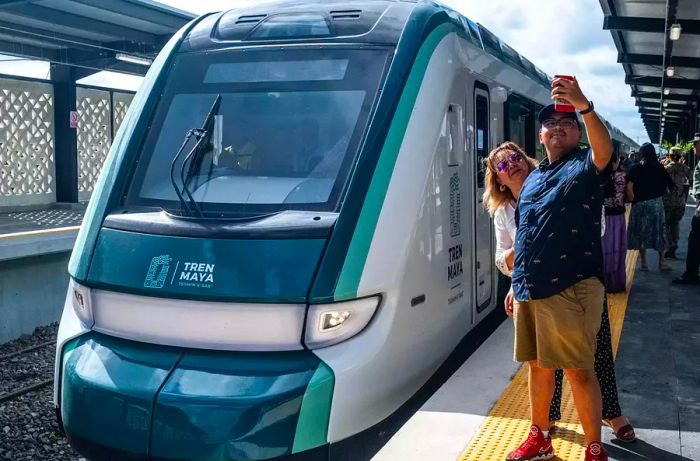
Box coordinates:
[0,378,54,403]
[0,339,56,403]
[0,325,82,461]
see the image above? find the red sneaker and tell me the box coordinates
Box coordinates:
[585,442,608,461]
[505,425,554,461]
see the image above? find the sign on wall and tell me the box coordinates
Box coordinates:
[69,110,78,129]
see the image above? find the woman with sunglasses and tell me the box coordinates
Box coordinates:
[483,141,636,443]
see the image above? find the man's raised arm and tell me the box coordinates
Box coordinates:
[551,76,613,170]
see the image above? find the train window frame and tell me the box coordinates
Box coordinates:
[474,83,490,189]
[447,104,465,167]
[121,46,392,218]
[504,93,538,158]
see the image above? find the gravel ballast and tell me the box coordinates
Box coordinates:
[0,325,84,461]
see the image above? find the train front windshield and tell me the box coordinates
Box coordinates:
[125,47,390,217]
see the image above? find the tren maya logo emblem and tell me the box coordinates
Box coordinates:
[144,255,172,289]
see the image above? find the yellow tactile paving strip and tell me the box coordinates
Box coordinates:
[459,250,639,461]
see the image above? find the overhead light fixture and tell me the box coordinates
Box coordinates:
[663,102,669,107]
[666,67,675,77]
[115,53,153,67]
[663,110,667,115]
[669,23,682,40]
[664,88,671,95]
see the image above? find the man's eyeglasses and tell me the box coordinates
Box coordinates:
[496,153,523,172]
[542,118,578,130]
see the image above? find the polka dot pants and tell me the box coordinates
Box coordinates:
[549,295,622,421]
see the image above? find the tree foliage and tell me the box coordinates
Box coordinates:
[660,139,694,154]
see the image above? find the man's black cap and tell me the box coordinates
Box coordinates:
[537,103,580,124]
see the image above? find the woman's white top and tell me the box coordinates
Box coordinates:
[493,202,605,278]
[494,202,517,277]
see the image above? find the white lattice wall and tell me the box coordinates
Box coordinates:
[77,87,111,201]
[113,92,135,137]
[76,88,134,201]
[0,79,55,207]
[0,81,135,207]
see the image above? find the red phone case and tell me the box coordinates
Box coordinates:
[553,75,575,112]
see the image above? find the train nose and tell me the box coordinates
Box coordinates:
[58,333,334,461]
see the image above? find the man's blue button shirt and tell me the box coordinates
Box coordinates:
[512,147,604,301]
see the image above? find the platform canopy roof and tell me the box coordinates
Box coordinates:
[0,0,195,77]
[600,0,700,144]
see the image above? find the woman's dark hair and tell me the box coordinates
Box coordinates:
[638,142,659,165]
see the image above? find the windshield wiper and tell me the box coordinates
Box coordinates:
[169,94,222,218]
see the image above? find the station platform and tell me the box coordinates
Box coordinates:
[0,205,83,262]
[0,205,83,343]
[375,203,700,461]
[0,205,84,235]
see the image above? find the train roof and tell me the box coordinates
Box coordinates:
[180,0,638,149]
[181,0,414,51]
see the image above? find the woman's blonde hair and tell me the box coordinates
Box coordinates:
[482,141,538,217]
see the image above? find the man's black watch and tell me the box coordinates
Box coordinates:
[579,100,594,115]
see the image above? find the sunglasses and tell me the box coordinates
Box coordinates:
[496,153,523,172]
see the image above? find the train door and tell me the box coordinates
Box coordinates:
[473,82,494,313]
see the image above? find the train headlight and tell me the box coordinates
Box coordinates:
[320,311,351,331]
[69,279,94,328]
[305,296,381,349]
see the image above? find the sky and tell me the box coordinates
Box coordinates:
[0,0,649,144]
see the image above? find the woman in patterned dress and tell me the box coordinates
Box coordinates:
[602,153,627,292]
[484,141,635,442]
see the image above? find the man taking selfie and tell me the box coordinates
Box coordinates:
[506,76,612,461]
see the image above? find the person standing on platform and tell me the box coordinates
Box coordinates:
[622,151,638,173]
[602,153,628,292]
[663,147,691,259]
[673,134,700,285]
[626,143,673,271]
[661,151,672,166]
[506,77,612,461]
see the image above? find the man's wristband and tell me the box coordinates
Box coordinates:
[579,100,594,115]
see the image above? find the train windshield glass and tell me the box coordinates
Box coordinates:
[125,47,390,216]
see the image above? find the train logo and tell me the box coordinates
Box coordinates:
[143,254,172,289]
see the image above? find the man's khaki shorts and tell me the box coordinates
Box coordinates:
[513,277,604,369]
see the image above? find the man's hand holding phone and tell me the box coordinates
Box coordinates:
[552,75,590,112]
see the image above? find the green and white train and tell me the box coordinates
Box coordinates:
[54,1,637,460]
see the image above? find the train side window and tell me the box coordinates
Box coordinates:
[475,94,489,188]
[447,104,464,166]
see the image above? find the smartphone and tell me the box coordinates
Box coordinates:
[553,75,575,113]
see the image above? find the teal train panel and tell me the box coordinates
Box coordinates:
[292,363,335,453]
[59,332,334,461]
[87,228,325,303]
[151,349,334,460]
[60,333,183,458]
